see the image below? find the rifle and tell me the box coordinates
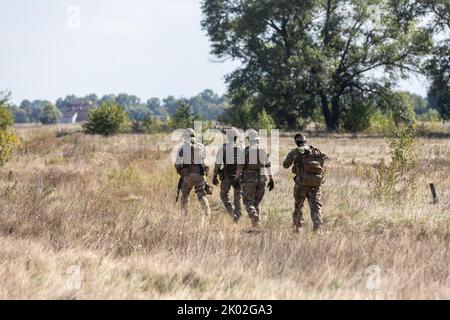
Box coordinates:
[176,176,184,203]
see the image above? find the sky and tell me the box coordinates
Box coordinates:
[0,0,428,105]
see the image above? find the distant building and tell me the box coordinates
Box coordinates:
[61,102,94,124]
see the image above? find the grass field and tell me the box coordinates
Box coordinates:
[0,125,448,299]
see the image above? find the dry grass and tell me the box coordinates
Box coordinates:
[0,125,449,299]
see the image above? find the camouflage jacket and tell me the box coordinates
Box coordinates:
[283,145,312,175]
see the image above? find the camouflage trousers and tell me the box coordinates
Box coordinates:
[242,179,266,224]
[181,174,211,219]
[220,178,243,219]
[293,183,323,228]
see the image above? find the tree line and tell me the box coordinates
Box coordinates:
[201,0,450,131]
[7,89,229,125]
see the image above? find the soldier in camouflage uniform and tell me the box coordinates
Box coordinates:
[283,134,326,232]
[235,129,274,227]
[213,128,245,222]
[174,128,211,221]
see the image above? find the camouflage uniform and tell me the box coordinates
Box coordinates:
[213,128,244,221]
[283,143,323,231]
[236,130,273,227]
[175,129,211,220]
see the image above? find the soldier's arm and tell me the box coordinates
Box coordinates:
[264,151,273,181]
[282,150,296,169]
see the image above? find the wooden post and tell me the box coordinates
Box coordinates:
[429,183,438,204]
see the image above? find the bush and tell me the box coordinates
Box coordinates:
[83,102,130,136]
[0,105,14,130]
[251,109,276,132]
[0,130,20,166]
[388,92,416,125]
[170,99,201,129]
[417,109,441,122]
[218,100,252,129]
[372,125,419,199]
[368,111,396,134]
[343,102,375,133]
[39,102,62,124]
[0,106,19,166]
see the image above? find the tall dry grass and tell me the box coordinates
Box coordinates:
[0,125,448,299]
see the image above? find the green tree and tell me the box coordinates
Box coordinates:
[0,105,14,130]
[170,99,201,129]
[386,92,416,125]
[125,105,152,121]
[10,106,29,123]
[83,102,130,135]
[0,93,19,166]
[163,96,180,116]
[399,91,429,115]
[343,99,376,133]
[115,93,141,108]
[218,99,253,130]
[251,109,276,132]
[202,0,432,130]
[421,0,450,120]
[39,102,62,124]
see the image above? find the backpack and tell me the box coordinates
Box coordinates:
[222,144,240,178]
[180,141,206,175]
[294,146,326,187]
[244,146,266,170]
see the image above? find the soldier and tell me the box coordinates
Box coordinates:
[174,128,211,222]
[235,129,274,227]
[283,134,326,232]
[212,127,245,222]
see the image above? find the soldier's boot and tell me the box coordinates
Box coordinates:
[312,219,323,232]
[225,205,235,218]
[251,214,260,228]
[233,209,242,223]
[293,213,304,233]
[293,222,305,233]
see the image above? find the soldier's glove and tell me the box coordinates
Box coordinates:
[268,179,275,191]
[212,175,219,186]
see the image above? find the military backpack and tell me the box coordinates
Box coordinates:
[221,144,243,178]
[294,146,326,187]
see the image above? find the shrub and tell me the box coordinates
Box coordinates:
[0,130,19,166]
[83,102,130,136]
[39,102,62,124]
[0,105,14,130]
[387,92,416,126]
[417,109,441,122]
[368,111,396,134]
[251,109,276,132]
[170,99,201,129]
[0,105,20,166]
[343,102,375,133]
[218,100,252,129]
[372,125,419,199]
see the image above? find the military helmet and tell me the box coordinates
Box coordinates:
[247,129,260,142]
[294,133,307,144]
[183,128,195,139]
[223,127,240,142]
